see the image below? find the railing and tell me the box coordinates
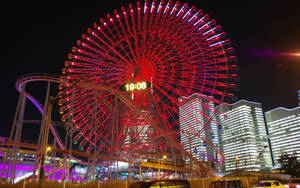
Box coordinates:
[0,176,293,188]
[0,179,130,188]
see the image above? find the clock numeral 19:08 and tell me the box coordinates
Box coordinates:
[125,82,147,91]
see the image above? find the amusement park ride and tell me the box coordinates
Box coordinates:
[0,0,237,183]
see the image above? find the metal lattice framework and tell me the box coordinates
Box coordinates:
[59,0,238,174]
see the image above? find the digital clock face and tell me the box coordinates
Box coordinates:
[120,81,150,92]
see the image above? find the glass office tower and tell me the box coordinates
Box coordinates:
[179,94,219,165]
[265,106,300,164]
[217,100,272,172]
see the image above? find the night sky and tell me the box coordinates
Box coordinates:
[1,0,300,138]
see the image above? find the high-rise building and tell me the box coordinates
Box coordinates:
[179,94,219,165]
[297,89,300,106]
[216,100,272,172]
[265,106,300,165]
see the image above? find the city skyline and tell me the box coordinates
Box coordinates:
[1,1,300,183]
[1,0,300,138]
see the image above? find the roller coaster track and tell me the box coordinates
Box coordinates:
[14,74,181,166]
[0,141,196,172]
[14,73,211,176]
[14,73,86,164]
[15,74,63,149]
[15,74,63,150]
[0,141,128,163]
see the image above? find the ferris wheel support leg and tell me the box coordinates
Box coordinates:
[91,90,97,181]
[85,137,92,182]
[67,132,73,181]
[67,85,75,181]
[113,97,120,181]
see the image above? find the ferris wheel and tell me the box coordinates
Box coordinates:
[59,0,238,167]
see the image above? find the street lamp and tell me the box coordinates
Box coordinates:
[46,146,51,152]
[158,155,167,179]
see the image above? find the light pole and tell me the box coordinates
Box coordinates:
[158,155,167,179]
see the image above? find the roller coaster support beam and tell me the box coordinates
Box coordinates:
[39,96,54,183]
[1,84,26,183]
[35,81,51,178]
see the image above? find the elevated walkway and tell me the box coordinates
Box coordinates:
[140,162,192,172]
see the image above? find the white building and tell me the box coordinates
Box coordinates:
[179,94,219,166]
[216,100,272,172]
[265,106,300,164]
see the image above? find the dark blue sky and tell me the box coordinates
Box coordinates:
[1,0,300,137]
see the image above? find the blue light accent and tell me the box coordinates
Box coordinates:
[193,16,204,26]
[188,12,198,22]
[203,27,216,35]
[144,2,147,14]
[206,33,221,41]
[157,2,162,13]
[210,40,225,47]
[298,89,300,93]
[170,4,177,15]
[150,2,154,13]
[176,5,185,17]
[198,21,211,31]
[182,8,192,19]
[163,3,169,14]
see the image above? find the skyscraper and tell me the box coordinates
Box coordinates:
[179,94,219,166]
[265,106,300,165]
[216,100,272,172]
[297,89,300,106]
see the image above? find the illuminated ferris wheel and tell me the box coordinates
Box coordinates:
[58,0,238,165]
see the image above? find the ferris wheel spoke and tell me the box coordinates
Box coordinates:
[88,31,133,68]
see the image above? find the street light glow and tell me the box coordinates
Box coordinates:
[46,146,51,152]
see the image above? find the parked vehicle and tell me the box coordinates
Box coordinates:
[289,178,300,188]
[253,180,284,188]
[129,179,190,188]
[209,179,243,188]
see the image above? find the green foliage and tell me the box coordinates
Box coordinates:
[277,152,300,178]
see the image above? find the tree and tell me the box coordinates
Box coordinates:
[277,152,300,178]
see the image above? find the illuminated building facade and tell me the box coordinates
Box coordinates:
[216,100,272,172]
[179,94,219,165]
[298,89,300,106]
[265,106,300,164]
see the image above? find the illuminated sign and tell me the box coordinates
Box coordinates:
[120,81,150,92]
